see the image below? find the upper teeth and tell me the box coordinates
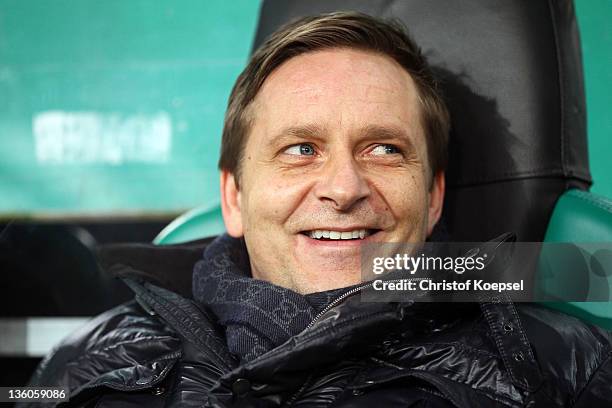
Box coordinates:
[308,229,369,240]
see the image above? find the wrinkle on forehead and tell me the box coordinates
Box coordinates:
[260,52,416,110]
[258,48,413,102]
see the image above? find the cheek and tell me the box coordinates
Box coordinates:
[373,172,428,218]
[242,172,311,227]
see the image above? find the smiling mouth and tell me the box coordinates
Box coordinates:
[301,229,380,240]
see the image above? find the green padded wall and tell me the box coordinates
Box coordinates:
[575,0,612,198]
[0,0,260,217]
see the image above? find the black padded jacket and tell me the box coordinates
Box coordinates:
[19,239,612,407]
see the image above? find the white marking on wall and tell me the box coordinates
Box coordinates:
[0,317,90,356]
[33,111,172,164]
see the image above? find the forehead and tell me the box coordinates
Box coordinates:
[251,48,423,135]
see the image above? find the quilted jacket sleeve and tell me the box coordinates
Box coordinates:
[572,350,612,407]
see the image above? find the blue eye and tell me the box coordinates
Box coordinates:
[285,144,315,156]
[371,144,400,155]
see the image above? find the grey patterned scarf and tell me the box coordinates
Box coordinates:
[192,234,345,363]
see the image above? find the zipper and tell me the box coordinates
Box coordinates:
[305,278,426,330]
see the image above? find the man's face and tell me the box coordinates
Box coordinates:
[221,48,444,293]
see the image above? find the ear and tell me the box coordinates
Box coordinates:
[426,171,445,237]
[220,170,244,237]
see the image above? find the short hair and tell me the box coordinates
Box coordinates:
[219,11,450,187]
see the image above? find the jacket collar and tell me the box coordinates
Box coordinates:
[96,236,215,298]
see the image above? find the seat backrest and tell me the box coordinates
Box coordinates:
[252,0,591,241]
[154,205,224,245]
[539,189,612,329]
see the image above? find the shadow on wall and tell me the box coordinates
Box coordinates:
[430,67,525,241]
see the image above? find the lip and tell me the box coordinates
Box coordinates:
[300,226,377,233]
[297,229,383,247]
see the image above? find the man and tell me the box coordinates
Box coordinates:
[23,12,612,407]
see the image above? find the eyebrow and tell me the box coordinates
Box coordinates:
[267,124,327,149]
[272,124,325,140]
[268,123,415,150]
[358,124,414,144]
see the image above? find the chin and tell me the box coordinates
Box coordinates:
[295,269,363,293]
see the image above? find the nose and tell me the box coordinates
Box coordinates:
[313,155,371,211]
